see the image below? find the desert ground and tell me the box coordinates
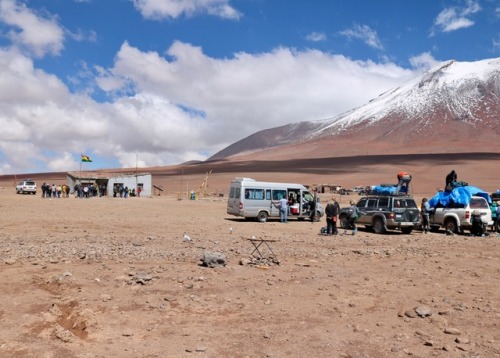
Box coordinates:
[0,157,499,358]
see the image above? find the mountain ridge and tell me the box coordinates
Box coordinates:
[210,57,500,161]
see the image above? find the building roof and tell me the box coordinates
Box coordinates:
[67,171,151,180]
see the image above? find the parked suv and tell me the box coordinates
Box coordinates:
[429,196,493,234]
[339,194,420,234]
[16,180,37,195]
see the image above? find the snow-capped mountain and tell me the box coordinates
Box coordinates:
[210,57,500,160]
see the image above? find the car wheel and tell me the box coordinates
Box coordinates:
[373,218,386,234]
[444,218,458,234]
[339,215,349,229]
[401,227,413,234]
[257,211,268,223]
[313,211,322,222]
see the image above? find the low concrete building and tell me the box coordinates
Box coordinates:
[66,171,152,197]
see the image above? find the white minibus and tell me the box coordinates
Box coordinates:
[227,178,324,222]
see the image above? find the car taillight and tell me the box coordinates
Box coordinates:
[389,212,394,219]
[239,202,243,210]
[465,211,469,219]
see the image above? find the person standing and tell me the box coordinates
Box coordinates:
[490,201,498,232]
[308,191,317,222]
[421,198,431,233]
[344,201,359,235]
[274,195,289,223]
[325,197,340,235]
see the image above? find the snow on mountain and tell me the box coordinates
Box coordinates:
[314,57,499,135]
[210,57,500,160]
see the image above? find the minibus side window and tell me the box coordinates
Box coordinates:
[272,189,287,201]
[245,188,265,200]
[266,190,271,200]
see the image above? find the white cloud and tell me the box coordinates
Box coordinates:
[0,0,64,57]
[131,0,241,20]
[409,52,441,71]
[493,36,500,51]
[306,32,327,42]
[431,0,481,35]
[339,24,383,50]
[0,38,422,174]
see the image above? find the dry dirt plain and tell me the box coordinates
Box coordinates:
[0,179,499,358]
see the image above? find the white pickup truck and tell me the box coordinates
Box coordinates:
[429,196,493,234]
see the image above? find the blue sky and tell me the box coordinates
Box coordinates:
[0,0,498,174]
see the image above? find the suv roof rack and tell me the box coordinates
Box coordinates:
[366,192,412,197]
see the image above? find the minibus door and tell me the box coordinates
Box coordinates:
[270,189,287,218]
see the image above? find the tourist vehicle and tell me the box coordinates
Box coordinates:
[227,177,324,222]
[429,196,493,234]
[15,180,37,195]
[339,194,420,234]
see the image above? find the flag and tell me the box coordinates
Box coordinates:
[81,154,92,162]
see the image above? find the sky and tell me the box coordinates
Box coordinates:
[0,0,498,175]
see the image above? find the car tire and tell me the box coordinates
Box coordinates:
[257,211,268,223]
[444,218,458,234]
[339,215,349,229]
[373,217,386,234]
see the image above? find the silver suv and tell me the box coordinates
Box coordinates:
[16,180,37,195]
[339,195,420,234]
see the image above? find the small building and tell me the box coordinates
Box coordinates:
[66,171,152,197]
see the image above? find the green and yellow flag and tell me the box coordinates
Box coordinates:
[81,154,92,162]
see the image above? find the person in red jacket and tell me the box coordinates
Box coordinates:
[396,171,412,194]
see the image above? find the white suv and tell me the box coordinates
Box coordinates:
[16,180,37,195]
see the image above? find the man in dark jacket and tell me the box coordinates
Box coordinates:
[325,197,340,235]
[445,170,457,191]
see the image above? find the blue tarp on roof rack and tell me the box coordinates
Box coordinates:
[371,185,408,195]
[428,185,491,208]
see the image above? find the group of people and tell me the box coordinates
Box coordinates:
[41,183,70,198]
[324,197,358,236]
[272,190,317,223]
[41,183,143,199]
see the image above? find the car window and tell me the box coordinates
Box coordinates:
[272,189,287,201]
[470,197,489,209]
[366,199,377,208]
[245,188,265,200]
[25,181,35,185]
[378,197,389,208]
[356,199,367,208]
[303,192,313,202]
[400,199,417,208]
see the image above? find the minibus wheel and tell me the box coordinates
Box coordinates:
[257,211,268,223]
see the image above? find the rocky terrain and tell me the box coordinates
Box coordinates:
[0,183,498,357]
